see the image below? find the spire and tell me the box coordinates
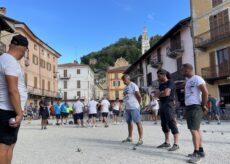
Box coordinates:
[142,26,150,55]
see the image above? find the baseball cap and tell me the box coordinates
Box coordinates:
[11,34,29,48]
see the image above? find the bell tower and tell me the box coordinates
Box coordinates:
[141,26,150,55]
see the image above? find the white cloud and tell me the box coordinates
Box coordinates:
[147,13,154,20]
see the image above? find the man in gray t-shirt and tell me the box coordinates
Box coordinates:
[121,74,143,146]
[0,35,28,164]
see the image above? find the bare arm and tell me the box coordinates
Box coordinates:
[5,75,23,127]
[135,91,142,104]
[159,88,171,97]
[199,84,209,107]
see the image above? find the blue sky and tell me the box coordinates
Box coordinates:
[1,0,190,63]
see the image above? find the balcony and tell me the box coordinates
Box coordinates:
[59,74,71,80]
[27,85,59,98]
[201,63,230,82]
[151,60,163,68]
[0,41,6,54]
[166,41,184,59]
[171,71,185,82]
[130,68,143,79]
[195,22,230,49]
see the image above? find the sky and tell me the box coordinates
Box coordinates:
[1,0,190,64]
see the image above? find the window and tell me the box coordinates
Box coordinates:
[64,92,67,100]
[113,81,120,87]
[33,55,38,65]
[48,81,51,91]
[171,32,181,50]
[115,73,118,80]
[47,63,51,71]
[47,53,50,58]
[40,59,45,68]
[146,56,151,65]
[64,70,67,77]
[53,65,56,73]
[212,0,223,7]
[34,44,37,50]
[157,48,161,62]
[217,48,229,65]
[77,80,81,88]
[64,81,68,89]
[77,69,81,74]
[147,73,152,86]
[53,57,55,62]
[115,91,119,99]
[77,91,81,97]
[34,77,37,88]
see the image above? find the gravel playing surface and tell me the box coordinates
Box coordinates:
[12,120,230,164]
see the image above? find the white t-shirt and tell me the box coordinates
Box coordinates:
[72,101,84,114]
[88,100,98,114]
[101,99,110,113]
[0,53,27,111]
[113,102,120,111]
[185,75,206,106]
[123,82,140,110]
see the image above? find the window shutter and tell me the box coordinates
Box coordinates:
[209,51,217,77]
[228,47,230,65]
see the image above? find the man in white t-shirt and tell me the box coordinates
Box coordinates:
[181,63,208,163]
[0,35,28,164]
[100,97,110,128]
[87,98,98,127]
[72,97,85,127]
[121,74,143,146]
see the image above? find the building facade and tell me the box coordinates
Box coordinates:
[191,0,230,104]
[107,57,129,101]
[0,8,61,107]
[58,63,94,106]
[125,17,194,103]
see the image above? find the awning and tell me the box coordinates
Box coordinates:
[0,16,14,33]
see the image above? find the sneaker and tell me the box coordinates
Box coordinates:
[44,127,47,130]
[122,137,133,143]
[168,144,179,151]
[157,142,171,148]
[187,153,201,163]
[217,122,221,125]
[188,151,205,158]
[136,139,143,146]
[105,124,109,128]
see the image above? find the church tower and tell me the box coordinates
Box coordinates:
[141,26,150,55]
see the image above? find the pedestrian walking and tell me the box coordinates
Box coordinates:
[181,63,209,163]
[112,98,121,125]
[88,98,98,127]
[207,95,221,125]
[72,97,85,127]
[54,100,61,125]
[121,74,143,146]
[101,97,110,128]
[0,35,28,164]
[156,69,179,151]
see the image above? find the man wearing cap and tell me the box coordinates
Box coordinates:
[156,69,180,151]
[0,35,28,164]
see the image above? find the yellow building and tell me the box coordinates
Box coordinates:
[191,0,230,104]
[0,8,61,107]
[107,57,129,101]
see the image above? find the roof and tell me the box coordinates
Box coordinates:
[0,14,61,58]
[125,17,191,74]
[58,63,87,67]
[107,65,129,73]
[0,16,14,33]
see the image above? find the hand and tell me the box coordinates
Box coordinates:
[9,113,23,128]
[202,105,209,115]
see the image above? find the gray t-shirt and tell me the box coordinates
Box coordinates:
[0,53,28,111]
[123,82,140,110]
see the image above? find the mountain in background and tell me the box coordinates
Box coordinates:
[81,35,161,73]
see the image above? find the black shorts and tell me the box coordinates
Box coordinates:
[74,113,84,120]
[61,112,68,118]
[88,114,97,119]
[0,109,20,145]
[102,112,108,117]
[113,110,120,116]
[56,114,61,119]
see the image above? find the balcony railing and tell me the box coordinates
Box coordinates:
[0,41,6,54]
[166,40,184,59]
[27,85,59,98]
[195,22,230,49]
[59,74,71,79]
[201,63,230,81]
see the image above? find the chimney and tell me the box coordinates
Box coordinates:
[0,7,6,15]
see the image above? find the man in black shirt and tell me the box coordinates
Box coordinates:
[156,69,179,151]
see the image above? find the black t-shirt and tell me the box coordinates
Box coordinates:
[159,80,175,103]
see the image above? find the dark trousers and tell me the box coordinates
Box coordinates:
[159,102,179,135]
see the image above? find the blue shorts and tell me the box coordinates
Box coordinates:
[125,108,141,124]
